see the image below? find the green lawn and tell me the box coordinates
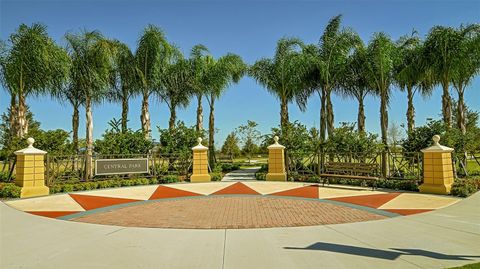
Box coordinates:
[447,262,480,269]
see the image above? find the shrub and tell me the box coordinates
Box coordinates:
[255,172,266,181]
[211,172,222,181]
[0,183,21,198]
[220,163,240,172]
[451,178,479,197]
[159,175,179,184]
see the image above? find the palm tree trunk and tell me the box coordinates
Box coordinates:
[280,96,289,130]
[326,89,334,137]
[441,81,452,129]
[319,90,326,142]
[141,90,151,139]
[380,90,389,178]
[121,93,129,133]
[208,94,216,166]
[357,97,365,134]
[196,94,203,132]
[406,85,415,134]
[169,104,177,130]
[17,91,27,138]
[72,102,80,154]
[8,93,17,138]
[457,88,466,135]
[85,96,93,181]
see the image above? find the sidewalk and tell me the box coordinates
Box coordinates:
[1,189,479,269]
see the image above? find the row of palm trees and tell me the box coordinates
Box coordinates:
[0,24,246,179]
[1,17,479,177]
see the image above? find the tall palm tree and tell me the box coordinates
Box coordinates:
[190,44,210,132]
[451,24,480,135]
[65,30,115,180]
[108,40,137,133]
[338,42,373,134]
[158,48,194,129]
[2,23,70,138]
[249,37,307,130]
[364,32,399,177]
[135,25,172,138]
[395,33,432,134]
[0,40,17,139]
[300,15,360,141]
[205,54,246,165]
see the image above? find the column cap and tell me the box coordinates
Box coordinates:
[267,136,285,149]
[421,135,454,153]
[14,137,47,155]
[192,137,208,151]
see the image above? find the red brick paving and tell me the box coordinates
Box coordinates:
[27,211,80,218]
[211,182,260,195]
[269,185,319,199]
[384,209,432,216]
[69,194,141,210]
[149,185,203,200]
[328,193,401,209]
[72,196,387,229]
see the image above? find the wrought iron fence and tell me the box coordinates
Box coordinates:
[453,151,480,177]
[286,150,319,180]
[45,152,193,186]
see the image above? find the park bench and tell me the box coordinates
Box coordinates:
[319,162,379,190]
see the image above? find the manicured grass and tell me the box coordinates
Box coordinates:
[447,262,480,269]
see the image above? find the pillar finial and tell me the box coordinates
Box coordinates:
[432,135,440,146]
[27,137,35,148]
[273,136,279,144]
[197,137,203,145]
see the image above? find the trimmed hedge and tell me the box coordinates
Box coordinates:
[451,178,480,197]
[0,183,21,198]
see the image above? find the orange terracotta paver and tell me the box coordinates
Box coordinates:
[149,185,203,200]
[328,193,401,209]
[269,185,319,199]
[27,211,81,218]
[69,194,141,210]
[211,182,260,195]
[72,196,387,229]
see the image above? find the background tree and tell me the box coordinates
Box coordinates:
[2,23,70,137]
[190,44,210,132]
[158,48,193,130]
[65,30,115,180]
[338,42,373,134]
[450,24,480,135]
[364,32,399,177]
[107,40,137,133]
[205,53,246,166]
[135,25,172,138]
[0,40,17,140]
[300,15,360,141]
[221,132,240,160]
[235,120,261,163]
[249,37,307,130]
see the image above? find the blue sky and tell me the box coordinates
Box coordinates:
[1,0,479,147]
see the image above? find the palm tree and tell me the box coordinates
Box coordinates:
[300,15,360,141]
[158,48,193,129]
[190,44,210,132]
[108,40,137,133]
[451,24,480,134]
[395,33,432,134]
[2,23,70,138]
[338,42,373,134]
[135,25,172,138]
[65,30,115,180]
[364,32,399,177]
[205,53,246,165]
[0,40,17,139]
[249,37,307,130]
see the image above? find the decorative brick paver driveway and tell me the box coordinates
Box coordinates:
[71,196,387,229]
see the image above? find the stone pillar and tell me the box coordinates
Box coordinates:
[190,137,211,183]
[419,135,454,195]
[266,136,287,181]
[14,137,49,198]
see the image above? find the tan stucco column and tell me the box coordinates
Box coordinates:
[190,137,211,183]
[266,136,287,181]
[419,135,454,195]
[14,137,49,198]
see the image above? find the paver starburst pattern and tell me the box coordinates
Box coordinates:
[5,182,460,229]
